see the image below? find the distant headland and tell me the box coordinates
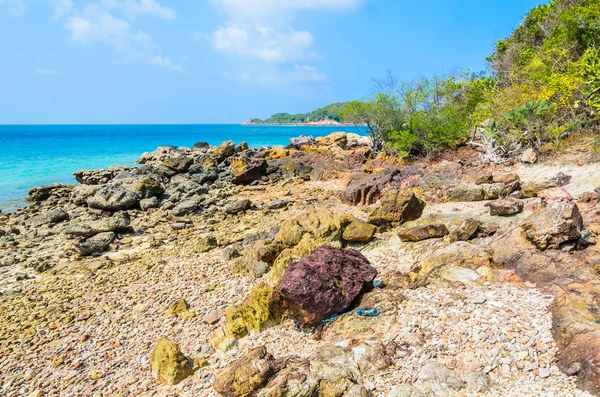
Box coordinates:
[243,102,355,126]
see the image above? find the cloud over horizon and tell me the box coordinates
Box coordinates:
[56,0,182,71]
[209,0,362,85]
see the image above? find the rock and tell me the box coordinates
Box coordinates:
[135,177,164,198]
[213,346,280,397]
[210,140,235,164]
[485,198,524,216]
[233,257,270,278]
[552,172,572,187]
[447,218,480,242]
[27,184,68,202]
[265,199,289,210]
[196,236,218,253]
[522,148,538,163]
[87,186,139,211]
[271,246,377,327]
[163,156,193,173]
[342,220,377,243]
[203,310,224,325]
[171,199,199,216]
[447,183,484,202]
[71,185,100,206]
[398,223,449,242]
[229,155,267,184]
[346,133,372,149]
[140,196,159,210]
[464,371,490,392]
[368,191,425,227]
[64,212,130,238]
[225,199,252,214]
[523,200,583,250]
[166,299,196,320]
[539,368,552,378]
[74,232,115,256]
[290,135,316,148]
[149,337,196,385]
[416,361,465,393]
[235,141,249,152]
[193,141,209,149]
[387,385,426,397]
[27,208,69,226]
[341,169,400,206]
[261,358,319,397]
[316,132,348,148]
[522,179,556,198]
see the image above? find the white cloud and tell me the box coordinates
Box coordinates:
[58,2,181,71]
[101,0,175,20]
[212,0,362,21]
[36,68,58,76]
[151,55,183,71]
[0,0,26,16]
[223,64,327,86]
[208,0,361,84]
[51,0,74,20]
[212,24,313,63]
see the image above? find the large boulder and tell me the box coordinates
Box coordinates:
[523,200,584,250]
[271,246,377,328]
[205,140,235,166]
[64,212,130,238]
[225,199,252,214]
[398,223,449,242]
[86,186,139,211]
[290,135,316,148]
[368,190,425,227]
[229,155,268,184]
[149,337,196,385]
[213,346,281,397]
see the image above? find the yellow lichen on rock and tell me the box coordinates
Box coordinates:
[149,337,196,385]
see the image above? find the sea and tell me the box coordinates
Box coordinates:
[0,124,366,212]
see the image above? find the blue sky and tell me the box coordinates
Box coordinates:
[0,0,544,124]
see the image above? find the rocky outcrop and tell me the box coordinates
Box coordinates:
[74,231,115,256]
[368,190,425,227]
[27,184,69,202]
[163,156,193,173]
[523,200,583,250]
[447,218,481,242]
[149,337,196,385]
[271,246,377,328]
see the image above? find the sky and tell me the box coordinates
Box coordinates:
[0,0,545,124]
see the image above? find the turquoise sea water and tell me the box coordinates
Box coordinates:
[0,124,366,212]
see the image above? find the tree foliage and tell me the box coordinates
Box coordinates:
[250,102,349,124]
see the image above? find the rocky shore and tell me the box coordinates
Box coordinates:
[3,131,600,396]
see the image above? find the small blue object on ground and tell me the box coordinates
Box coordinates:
[373,279,384,288]
[356,308,380,317]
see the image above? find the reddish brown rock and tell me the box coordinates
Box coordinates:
[522,200,583,250]
[271,246,377,328]
[485,198,524,216]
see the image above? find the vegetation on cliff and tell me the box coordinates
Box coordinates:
[344,0,600,159]
[248,102,348,125]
